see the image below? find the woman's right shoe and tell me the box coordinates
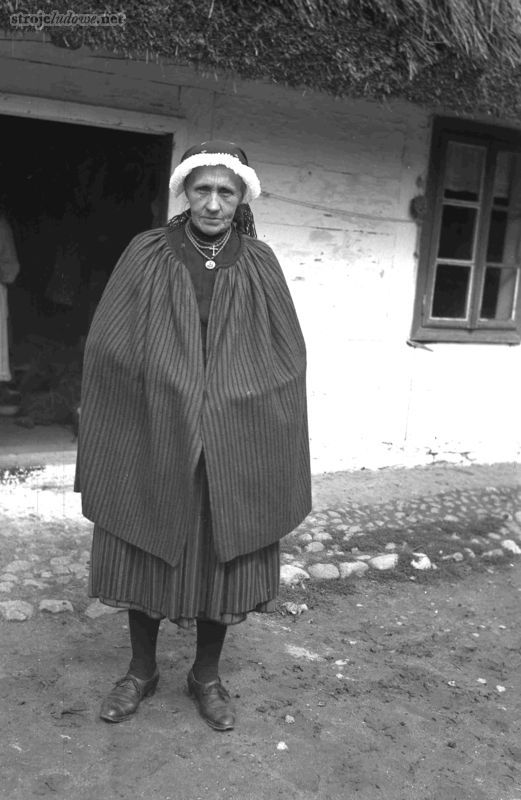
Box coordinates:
[99,670,159,723]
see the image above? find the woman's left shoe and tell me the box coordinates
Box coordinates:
[187,669,235,731]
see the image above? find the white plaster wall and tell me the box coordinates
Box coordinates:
[205,89,521,473]
[1,36,520,473]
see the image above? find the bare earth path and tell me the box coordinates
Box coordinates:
[0,462,520,800]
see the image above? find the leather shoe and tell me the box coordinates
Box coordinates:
[187,669,235,730]
[100,670,159,723]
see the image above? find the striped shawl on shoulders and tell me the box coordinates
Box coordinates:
[77,228,311,566]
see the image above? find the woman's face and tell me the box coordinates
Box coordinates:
[184,165,244,235]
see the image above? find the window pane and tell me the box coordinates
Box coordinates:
[444,142,485,201]
[487,209,508,262]
[489,152,521,266]
[493,152,514,204]
[480,267,518,321]
[432,264,471,318]
[438,206,476,260]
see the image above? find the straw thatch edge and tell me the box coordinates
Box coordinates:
[2,0,521,117]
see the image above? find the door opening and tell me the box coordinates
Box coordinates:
[0,112,172,430]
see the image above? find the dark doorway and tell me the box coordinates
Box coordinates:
[0,113,172,427]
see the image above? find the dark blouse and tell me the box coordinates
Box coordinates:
[165,222,242,355]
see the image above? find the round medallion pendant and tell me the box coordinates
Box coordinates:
[205,259,216,270]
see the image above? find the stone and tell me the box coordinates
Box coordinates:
[280,565,310,585]
[444,515,459,522]
[69,562,89,576]
[0,573,18,583]
[339,561,369,579]
[0,600,34,621]
[50,556,72,574]
[451,552,464,562]
[487,532,502,540]
[348,525,363,534]
[327,511,342,519]
[369,553,399,571]
[501,539,521,555]
[503,520,521,536]
[308,563,340,580]
[4,560,32,574]
[313,532,333,542]
[39,599,74,614]
[483,548,505,559]
[384,542,397,550]
[411,553,433,570]
[281,602,308,615]
[335,524,350,532]
[84,600,126,619]
[298,533,313,543]
[0,582,14,592]
[23,579,47,589]
[305,541,325,553]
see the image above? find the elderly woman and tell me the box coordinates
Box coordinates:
[76,140,311,730]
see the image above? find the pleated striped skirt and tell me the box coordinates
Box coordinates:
[89,457,280,628]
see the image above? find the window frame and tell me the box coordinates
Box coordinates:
[410,117,521,345]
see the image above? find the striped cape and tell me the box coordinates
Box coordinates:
[76,228,311,566]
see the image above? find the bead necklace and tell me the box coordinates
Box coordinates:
[184,221,232,270]
[188,222,230,251]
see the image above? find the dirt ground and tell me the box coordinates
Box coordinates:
[1,461,521,800]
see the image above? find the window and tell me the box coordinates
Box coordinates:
[411,118,521,344]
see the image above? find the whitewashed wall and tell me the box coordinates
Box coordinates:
[204,90,521,472]
[1,35,521,473]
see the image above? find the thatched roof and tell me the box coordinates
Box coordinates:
[3,0,521,117]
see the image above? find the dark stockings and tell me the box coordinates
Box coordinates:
[192,619,227,684]
[128,609,160,680]
[126,611,227,684]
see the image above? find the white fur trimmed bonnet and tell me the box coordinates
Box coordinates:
[169,140,261,204]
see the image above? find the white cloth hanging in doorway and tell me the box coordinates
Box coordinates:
[0,215,21,383]
[0,284,11,381]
